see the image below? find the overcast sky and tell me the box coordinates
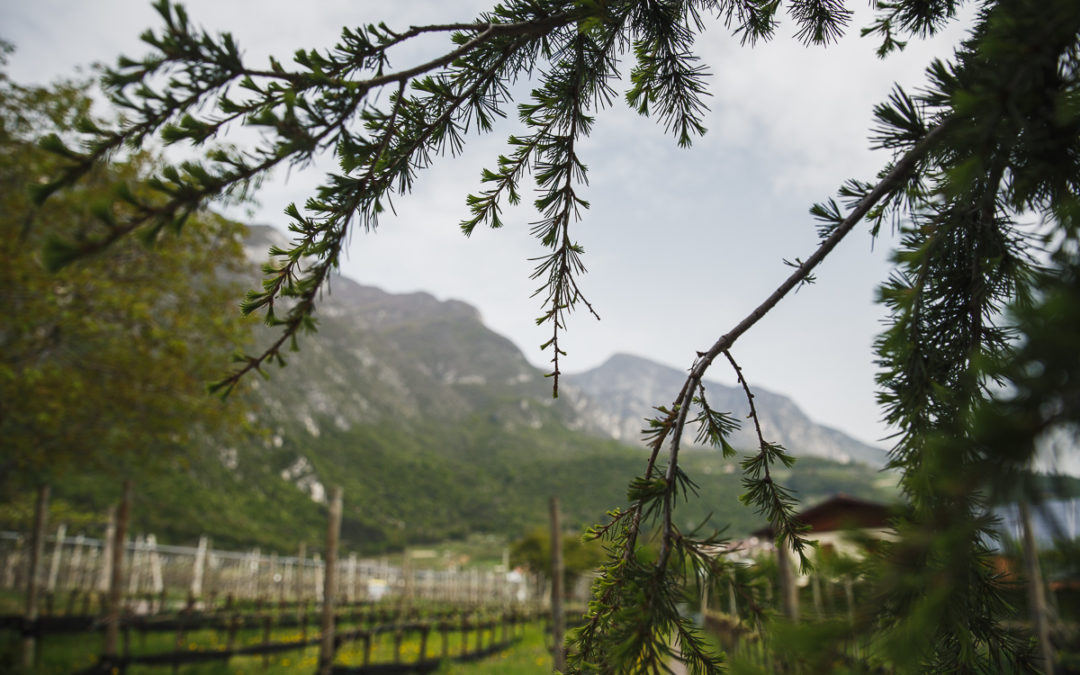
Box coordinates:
[2,1,981,449]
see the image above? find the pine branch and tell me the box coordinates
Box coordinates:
[724,350,809,566]
[211,33,534,393]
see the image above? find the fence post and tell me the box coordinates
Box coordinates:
[128,535,143,597]
[811,573,824,619]
[21,484,50,668]
[318,485,343,675]
[296,541,307,607]
[190,535,208,600]
[776,539,799,622]
[67,533,85,592]
[347,552,357,604]
[148,534,163,600]
[104,479,133,663]
[1020,501,1054,674]
[549,496,566,673]
[2,535,21,591]
[46,523,66,593]
[98,507,116,594]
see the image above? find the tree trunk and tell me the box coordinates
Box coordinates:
[318,486,343,675]
[21,484,50,668]
[549,496,566,672]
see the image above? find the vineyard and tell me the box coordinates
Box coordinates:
[3,600,543,674]
[4,483,1078,673]
[0,484,572,674]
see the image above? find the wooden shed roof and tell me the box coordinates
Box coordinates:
[751,494,893,539]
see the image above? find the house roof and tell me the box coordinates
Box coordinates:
[751,494,893,539]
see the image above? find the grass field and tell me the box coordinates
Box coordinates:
[0,616,554,674]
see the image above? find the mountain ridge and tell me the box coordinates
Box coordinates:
[247,225,884,467]
[2,225,898,555]
[563,352,888,466]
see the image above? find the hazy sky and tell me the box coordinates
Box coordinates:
[2,1,979,448]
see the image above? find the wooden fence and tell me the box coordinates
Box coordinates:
[0,531,533,610]
[1,482,558,673]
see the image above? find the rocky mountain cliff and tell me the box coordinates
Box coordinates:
[246,226,884,467]
[0,223,899,555]
[564,354,889,467]
[21,226,892,554]
[243,225,569,434]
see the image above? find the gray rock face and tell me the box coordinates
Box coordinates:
[244,227,887,470]
[564,353,888,467]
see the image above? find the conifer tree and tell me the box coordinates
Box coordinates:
[31,0,1080,671]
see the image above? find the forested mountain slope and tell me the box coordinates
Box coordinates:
[2,226,896,554]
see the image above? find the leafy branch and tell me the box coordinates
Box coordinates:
[33,1,585,393]
[569,111,953,672]
[33,0,1078,671]
[724,350,808,568]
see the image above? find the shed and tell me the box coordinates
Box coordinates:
[751,494,893,540]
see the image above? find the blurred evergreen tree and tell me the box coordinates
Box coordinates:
[0,50,254,489]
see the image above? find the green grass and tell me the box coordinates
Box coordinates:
[0,616,553,674]
[435,621,552,675]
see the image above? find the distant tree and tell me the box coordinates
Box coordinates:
[511,525,607,592]
[0,54,254,488]
[30,0,1080,672]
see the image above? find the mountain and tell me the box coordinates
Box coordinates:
[564,353,889,466]
[241,224,588,439]
[3,226,896,555]
[235,227,894,546]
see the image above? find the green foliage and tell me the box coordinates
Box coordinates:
[0,71,255,488]
[30,0,1080,671]
[510,525,607,588]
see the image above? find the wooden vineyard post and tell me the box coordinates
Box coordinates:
[549,496,566,673]
[346,552,357,604]
[1020,501,1054,674]
[296,541,307,607]
[776,539,799,622]
[250,547,261,599]
[729,580,739,620]
[190,535,208,600]
[98,507,116,594]
[698,568,708,620]
[147,534,163,604]
[128,535,143,597]
[262,615,272,669]
[843,576,855,624]
[46,523,66,594]
[268,552,278,607]
[104,480,132,664]
[67,534,85,593]
[812,573,824,619]
[419,624,430,663]
[22,484,50,668]
[2,535,21,591]
[318,485,343,675]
